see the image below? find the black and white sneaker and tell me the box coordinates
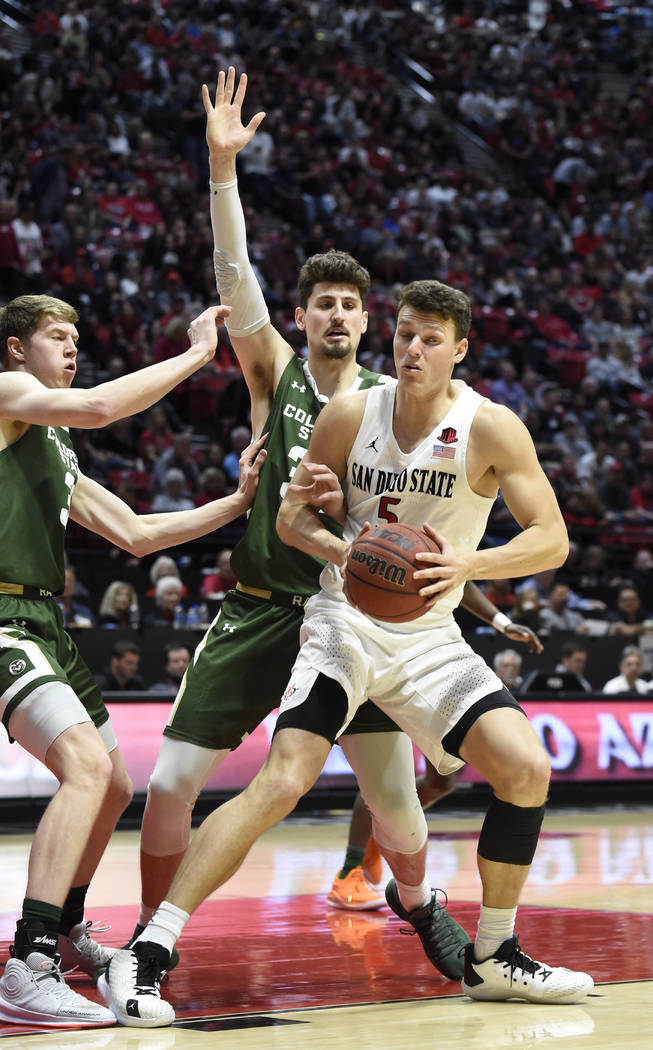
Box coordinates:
[462,936,594,1004]
[121,925,180,978]
[97,942,174,1027]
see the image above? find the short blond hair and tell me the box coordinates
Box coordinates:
[0,295,78,366]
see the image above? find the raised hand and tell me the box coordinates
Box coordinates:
[202,66,266,158]
[187,305,231,362]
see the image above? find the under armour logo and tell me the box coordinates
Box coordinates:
[222,623,236,633]
[291,381,306,392]
[8,659,26,675]
[365,437,380,452]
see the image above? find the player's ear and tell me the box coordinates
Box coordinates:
[295,306,306,331]
[454,338,468,363]
[360,310,368,334]
[6,337,25,364]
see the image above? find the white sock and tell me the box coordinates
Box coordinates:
[137,903,156,928]
[395,876,431,912]
[135,900,189,957]
[474,905,517,962]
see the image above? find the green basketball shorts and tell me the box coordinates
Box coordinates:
[164,589,398,751]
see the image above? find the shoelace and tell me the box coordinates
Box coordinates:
[398,890,465,956]
[132,952,164,996]
[72,923,113,963]
[502,945,542,980]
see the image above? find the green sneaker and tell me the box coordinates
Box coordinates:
[385,878,470,980]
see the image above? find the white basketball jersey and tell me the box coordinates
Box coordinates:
[321,379,495,630]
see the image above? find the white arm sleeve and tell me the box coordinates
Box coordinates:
[209,178,270,338]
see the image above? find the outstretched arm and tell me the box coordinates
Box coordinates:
[461,581,544,653]
[71,434,267,556]
[0,306,227,429]
[203,67,292,427]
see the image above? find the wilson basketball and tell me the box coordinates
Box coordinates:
[343,523,440,622]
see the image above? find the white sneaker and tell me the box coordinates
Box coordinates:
[0,952,116,1027]
[58,920,117,978]
[462,936,594,1004]
[97,943,175,1028]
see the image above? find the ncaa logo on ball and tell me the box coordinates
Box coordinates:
[9,659,27,675]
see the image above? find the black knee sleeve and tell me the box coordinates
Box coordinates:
[478,796,545,866]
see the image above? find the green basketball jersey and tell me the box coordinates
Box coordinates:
[231,355,389,598]
[0,425,78,594]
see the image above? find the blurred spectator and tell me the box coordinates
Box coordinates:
[489,360,527,418]
[148,642,192,694]
[145,556,189,601]
[555,641,592,692]
[144,575,185,628]
[598,461,635,523]
[606,585,652,638]
[629,472,653,524]
[222,426,252,485]
[12,195,44,293]
[0,198,21,298]
[195,466,228,507]
[631,549,653,611]
[493,648,523,692]
[95,640,146,692]
[97,580,140,630]
[539,583,588,635]
[602,646,651,695]
[201,549,237,601]
[151,468,195,512]
[511,584,541,634]
[56,565,96,628]
[138,405,175,467]
[151,432,201,494]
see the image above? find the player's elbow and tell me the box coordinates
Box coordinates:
[276,503,294,547]
[78,394,114,428]
[123,522,152,558]
[549,526,569,568]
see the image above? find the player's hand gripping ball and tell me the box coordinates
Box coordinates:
[343,523,440,622]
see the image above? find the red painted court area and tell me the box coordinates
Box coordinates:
[2,894,651,1035]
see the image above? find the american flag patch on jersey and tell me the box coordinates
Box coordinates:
[432,445,456,459]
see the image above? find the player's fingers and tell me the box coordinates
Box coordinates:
[233,72,248,108]
[245,110,266,134]
[225,65,236,103]
[201,83,212,113]
[214,69,225,104]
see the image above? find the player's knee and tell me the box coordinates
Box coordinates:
[62,743,113,796]
[107,763,133,813]
[262,765,311,810]
[492,747,550,804]
[148,764,200,810]
[370,794,428,855]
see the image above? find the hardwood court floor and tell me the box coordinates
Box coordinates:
[1,806,652,1049]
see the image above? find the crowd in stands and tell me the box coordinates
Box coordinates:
[1,0,653,691]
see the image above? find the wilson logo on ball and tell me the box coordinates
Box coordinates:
[350,548,408,588]
[344,523,440,623]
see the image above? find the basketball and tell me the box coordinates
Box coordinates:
[343,523,440,622]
